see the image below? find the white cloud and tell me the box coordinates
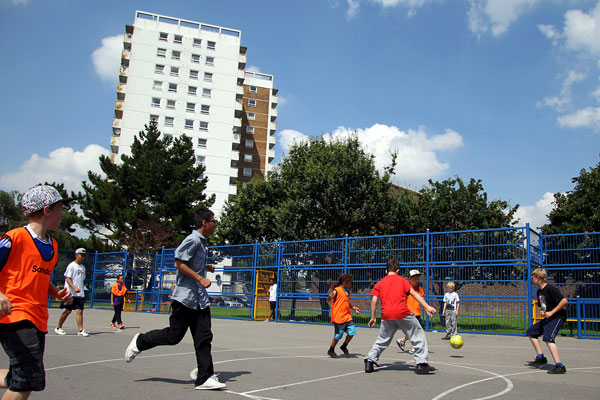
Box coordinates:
[279,124,464,188]
[346,0,360,19]
[563,2,600,56]
[557,106,600,130]
[371,0,430,16]
[0,145,110,194]
[8,0,29,4]
[538,23,561,45]
[245,65,263,73]
[468,0,540,37]
[91,35,123,83]
[537,70,586,111]
[514,192,555,229]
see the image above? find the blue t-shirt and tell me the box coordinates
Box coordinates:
[171,230,210,310]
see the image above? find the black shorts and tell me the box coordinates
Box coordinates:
[270,301,276,311]
[60,296,85,310]
[526,318,565,343]
[0,320,46,392]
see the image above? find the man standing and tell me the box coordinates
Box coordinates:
[55,248,88,337]
[124,209,226,390]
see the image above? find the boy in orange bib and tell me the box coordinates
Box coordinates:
[327,274,360,357]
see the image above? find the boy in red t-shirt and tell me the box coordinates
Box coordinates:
[365,260,437,374]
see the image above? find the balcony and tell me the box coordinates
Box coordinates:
[268,148,275,162]
[237,69,245,84]
[232,133,241,144]
[233,118,242,127]
[268,135,276,148]
[271,94,278,104]
[270,108,278,119]
[231,150,239,161]
[110,135,120,153]
[269,121,277,133]
[235,101,243,112]
[115,100,124,111]
[112,118,121,128]
[230,167,239,178]
[229,184,238,195]
[110,153,117,163]
[123,33,132,44]
[121,49,130,60]
[119,66,128,77]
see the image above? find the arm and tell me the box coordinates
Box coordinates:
[327,290,335,306]
[111,292,114,306]
[48,283,72,304]
[175,259,211,288]
[0,290,11,317]
[409,287,436,317]
[543,298,568,319]
[349,302,360,313]
[65,277,80,293]
[368,296,379,327]
[455,301,460,316]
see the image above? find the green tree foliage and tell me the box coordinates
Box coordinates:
[216,136,399,243]
[542,158,600,234]
[0,190,25,234]
[78,121,214,250]
[412,177,519,232]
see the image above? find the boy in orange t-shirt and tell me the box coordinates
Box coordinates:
[397,269,425,353]
[0,185,73,399]
[327,274,360,358]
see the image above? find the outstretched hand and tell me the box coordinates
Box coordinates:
[58,288,73,305]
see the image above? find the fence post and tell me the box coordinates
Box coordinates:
[344,234,349,274]
[525,224,533,335]
[90,251,98,308]
[576,296,582,339]
[251,241,259,321]
[425,229,430,330]
[275,240,281,322]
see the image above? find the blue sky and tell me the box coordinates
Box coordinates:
[1,0,600,230]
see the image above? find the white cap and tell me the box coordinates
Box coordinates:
[75,248,87,255]
[409,269,422,277]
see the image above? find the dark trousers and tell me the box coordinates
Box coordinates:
[137,300,214,385]
[111,304,123,325]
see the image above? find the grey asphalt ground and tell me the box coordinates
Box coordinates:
[2,308,599,400]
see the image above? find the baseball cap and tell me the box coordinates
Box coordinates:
[409,269,422,277]
[21,185,75,216]
[75,248,87,255]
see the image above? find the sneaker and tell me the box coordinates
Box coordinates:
[364,359,379,373]
[547,364,566,374]
[54,327,66,336]
[441,336,451,340]
[118,323,125,329]
[415,363,436,374]
[110,323,116,328]
[190,368,198,380]
[195,375,226,390]
[340,345,349,355]
[125,333,141,363]
[527,356,548,366]
[408,348,416,355]
[397,339,406,352]
[77,329,89,337]
[327,348,337,358]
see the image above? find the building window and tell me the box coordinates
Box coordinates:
[155,64,165,74]
[153,80,163,91]
[249,86,257,93]
[248,99,256,107]
[188,86,197,96]
[198,138,207,148]
[202,88,211,98]
[207,41,216,50]
[185,119,194,129]
[163,133,173,140]
[245,139,254,148]
[174,34,183,44]
[200,104,210,114]
[157,48,167,58]
[205,56,214,66]
[247,112,255,120]
[199,121,208,131]
[171,50,181,60]
[170,66,179,77]
[168,83,177,93]
[186,103,195,112]
[159,32,168,41]
[204,72,213,82]
[191,54,200,63]
[244,154,253,162]
[190,70,199,80]
[165,117,174,127]
[193,38,202,47]
[243,168,251,177]
[197,155,206,164]
[166,99,176,109]
[246,126,255,134]
[151,97,161,107]
[150,114,159,122]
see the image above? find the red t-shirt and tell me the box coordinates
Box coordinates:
[371,274,412,321]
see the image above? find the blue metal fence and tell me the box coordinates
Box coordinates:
[49,226,600,338]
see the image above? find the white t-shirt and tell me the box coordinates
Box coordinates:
[64,261,86,298]
[443,291,460,309]
[268,284,277,302]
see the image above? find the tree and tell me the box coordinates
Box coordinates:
[542,157,600,234]
[0,190,25,234]
[215,135,400,244]
[79,121,214,249]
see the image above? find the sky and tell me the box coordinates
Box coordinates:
[1,0,600,231]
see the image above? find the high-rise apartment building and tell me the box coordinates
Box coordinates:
[110,11,278,215]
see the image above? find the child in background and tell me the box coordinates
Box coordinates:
[111,274,128,329]
[442,282,460,340]
[265,277,277,322]
[397,269,425,353]
[327,274,360,357]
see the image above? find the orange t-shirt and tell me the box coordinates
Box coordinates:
[0,227,57,332]
[111,282,127,297]
[407,285,424,316]
[331,286,353,324]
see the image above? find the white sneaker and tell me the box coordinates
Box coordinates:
[125,333,141,363]
[77,329,90,337]
[190,368,198,380]
[54,327,66,336]
[195,374,226,390]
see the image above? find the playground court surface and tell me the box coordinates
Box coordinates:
[3,308,599,400]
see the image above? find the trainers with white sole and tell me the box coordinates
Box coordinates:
[77,329,90,337]
[195,375,226,390]
[54,327,66,336]
[125,333,141,363]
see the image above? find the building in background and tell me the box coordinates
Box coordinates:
[111,11,278,215]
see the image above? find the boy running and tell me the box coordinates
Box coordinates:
[327,274,360,357]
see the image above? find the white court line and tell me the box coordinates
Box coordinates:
[430,364,514,400]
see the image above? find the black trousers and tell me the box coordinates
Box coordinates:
[111,304,123,325]
[136,300,214,385]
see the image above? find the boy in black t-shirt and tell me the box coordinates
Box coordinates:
[526,268,568,374]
